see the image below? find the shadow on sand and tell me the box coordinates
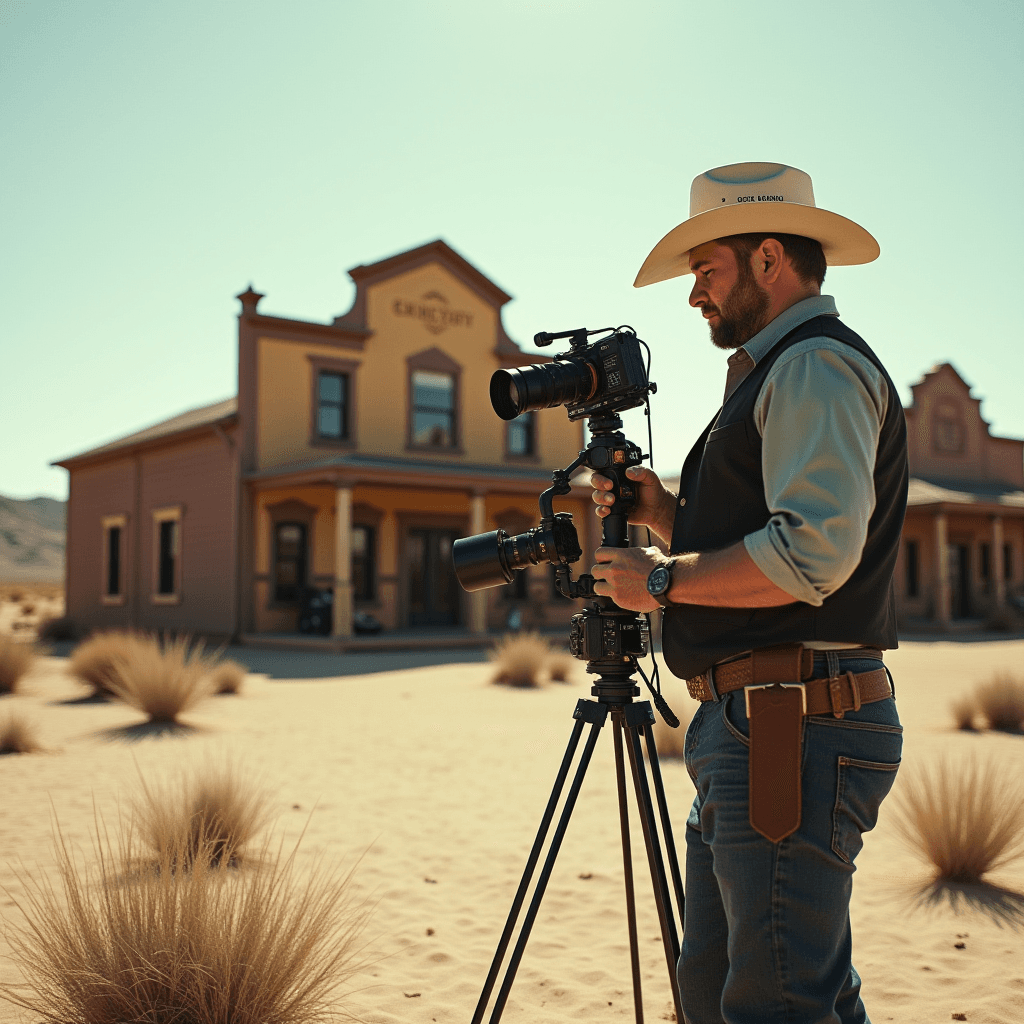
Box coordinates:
[52,690,113,706]
[220,646,489,681]
[910,877,1024,929]
[96,720,204,743]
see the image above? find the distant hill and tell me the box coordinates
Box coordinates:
[0,494,66,583]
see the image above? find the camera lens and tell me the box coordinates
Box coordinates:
[452,531,515,592]
[489,358,598,421]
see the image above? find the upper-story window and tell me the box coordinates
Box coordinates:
[308,356,359,448]
[507,412,536,457]
[412,370,455,447]
[317,371,349,440]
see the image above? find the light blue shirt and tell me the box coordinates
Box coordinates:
[725,295,889,610]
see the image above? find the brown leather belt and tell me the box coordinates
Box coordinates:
[685,645,893,843]
[685,644,892,719]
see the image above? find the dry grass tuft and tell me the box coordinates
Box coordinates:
[652,717,687,759]
[209,658,247,695]
[950,695,978,731]
[975,672,1024,732]
[106,634,218,723]
[0,710,44,754]
[69,630,142,695]
[489,632,551,688]
[891,754,1024,885]
[546,647,575,684]
[0,635,36,694]
[132,761,273,869]
[1,822,375,1023]
[20,601,36,616]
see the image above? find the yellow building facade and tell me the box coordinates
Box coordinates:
[238,240,593,639]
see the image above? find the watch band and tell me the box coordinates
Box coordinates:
[651,557,677,607]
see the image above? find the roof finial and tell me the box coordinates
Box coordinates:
[236,283,265,314]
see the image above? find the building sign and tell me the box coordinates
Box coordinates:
[393,291,474,335]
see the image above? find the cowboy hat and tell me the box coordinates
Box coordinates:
[634,161,879,288]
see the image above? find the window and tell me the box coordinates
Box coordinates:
[412,370,455,447]
[274,522,308,603]
[152,506,181,603]
[905,540,919,598]
[1006,543,1015,582]
[317,371,349,440]
[101,514,127,604]
[352,524,375,601]
[507,412,536,457]
[980,543,991,581]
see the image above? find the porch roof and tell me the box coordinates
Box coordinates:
[243,450,592,494]
[907,476,1024,515]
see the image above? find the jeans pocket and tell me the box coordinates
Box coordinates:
[831,756,901,864]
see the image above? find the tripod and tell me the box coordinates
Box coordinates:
[471,415,686,1024]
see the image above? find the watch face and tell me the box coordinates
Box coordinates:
[647,566,670,596]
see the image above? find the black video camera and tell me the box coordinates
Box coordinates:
[490,326,654,422]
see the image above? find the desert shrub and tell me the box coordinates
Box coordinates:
[20,602,36,616]
[0,635,36,694]
[38,616,80,642]
[653,717,687,759]
[132,761,272,868]
[950,695,978,731]
[975,672,1024,732]
[209,658,247,695]
[1,823,374,1023]
[489,632,550,688]
[891,754,1024,885]
[7,589,24,603]
[104,634,218,723]
[546,647,575,684]
[69,630,142,695]
[0,710,43,754]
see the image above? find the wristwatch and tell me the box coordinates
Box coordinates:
[646,558,678,607]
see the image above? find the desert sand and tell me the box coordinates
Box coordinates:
[1,637,1023,1023]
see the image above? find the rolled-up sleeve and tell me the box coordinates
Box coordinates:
[742,340,887,606]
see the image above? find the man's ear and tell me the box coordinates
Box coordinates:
[756,238,786,285]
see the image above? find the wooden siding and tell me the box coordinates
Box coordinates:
[66,427,238,636]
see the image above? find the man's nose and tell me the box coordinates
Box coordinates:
[688,280,704,308]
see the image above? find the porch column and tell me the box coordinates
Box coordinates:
[332,485,353,638]
[934,511,951,629]
[991,514,1006,608]
[469,491,488,635]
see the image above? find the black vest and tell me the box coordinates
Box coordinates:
[662,315,909,679]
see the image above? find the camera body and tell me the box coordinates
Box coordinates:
[490,327,653,422]
[569,607,650,662]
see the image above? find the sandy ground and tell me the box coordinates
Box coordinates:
[1,639,1023,1023]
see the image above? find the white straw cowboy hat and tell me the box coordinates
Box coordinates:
[634,161,879,288]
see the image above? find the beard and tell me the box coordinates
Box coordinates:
[705,260,771,350]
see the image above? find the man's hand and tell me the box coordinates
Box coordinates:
[591,465,676,545]
[591,545,669,612]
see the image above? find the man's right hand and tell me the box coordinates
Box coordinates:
[591,465,676,542]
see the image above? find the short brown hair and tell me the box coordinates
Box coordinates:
[720,233,827,287]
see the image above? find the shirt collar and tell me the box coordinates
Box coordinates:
[734,294,839,367]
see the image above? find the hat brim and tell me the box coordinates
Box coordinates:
[633,204,879,288]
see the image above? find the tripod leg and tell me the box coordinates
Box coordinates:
[623,704,684,1024]
[479,699,609,1024]
[612,712,645,1024]
[471,700,595,1024]
[643,722,686,929]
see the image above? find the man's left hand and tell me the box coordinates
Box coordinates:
[591,546,668,612]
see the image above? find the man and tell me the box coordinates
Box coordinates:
[590,162,907,1024]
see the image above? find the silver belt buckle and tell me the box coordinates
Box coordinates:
[745,682,807,719]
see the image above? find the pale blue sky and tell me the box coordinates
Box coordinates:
[2,0,1022,500]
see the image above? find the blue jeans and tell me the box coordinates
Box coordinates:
[678,655,902,1024]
